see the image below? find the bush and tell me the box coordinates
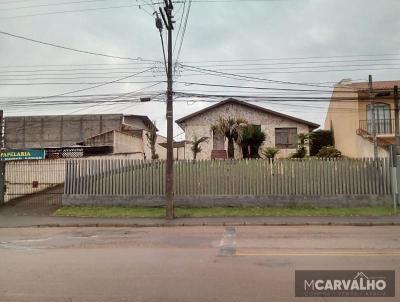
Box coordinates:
[262,147,279,159]
[316,146,342,158]
[309,130,334,156]
[291,133,309,159]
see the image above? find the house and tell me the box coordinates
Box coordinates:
[324,79,400,158]
[175,98,319,159]
[4,114,160,159]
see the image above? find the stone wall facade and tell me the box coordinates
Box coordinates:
[179,102,312,160]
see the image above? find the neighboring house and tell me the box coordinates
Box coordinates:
[4,114,158,159]
[324,79,400,158]
[176,98,319,159]
[158,138,187,160]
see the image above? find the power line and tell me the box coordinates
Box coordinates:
[67,81,164,114]
[0,81,165,86]
[0,0,45,5]
[185,63,400,72]
[0,30,157,63]
[20,67,155,102]
[179,64,336,88]
[174,0,192,63]
[182,53,400,63]
[189,58,400,68]
[0,0,121,11]
[173,0,186,55]
[0,3,148,19]
[2,57,399,69]
[176,81,336,92]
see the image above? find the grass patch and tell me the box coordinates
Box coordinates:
[54,206,399,218]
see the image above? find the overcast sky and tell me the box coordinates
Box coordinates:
[0,0,399,138]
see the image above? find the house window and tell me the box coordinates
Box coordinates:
[366,103,391,134]
[275,128,297,149]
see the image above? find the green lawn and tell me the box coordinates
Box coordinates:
[54,206,398,218]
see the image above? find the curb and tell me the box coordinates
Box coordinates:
[4,221,400,228]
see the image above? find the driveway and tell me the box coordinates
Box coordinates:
[0,185,63,217]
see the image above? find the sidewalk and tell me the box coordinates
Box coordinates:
[1,214,400,228]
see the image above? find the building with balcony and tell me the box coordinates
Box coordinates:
[324,79,400,158]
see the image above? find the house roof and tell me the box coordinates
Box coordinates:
[175,98,319,129]
[78,129,137,145]
[350,80,400,91]
[158,141,187,148]
[124,114,157,131]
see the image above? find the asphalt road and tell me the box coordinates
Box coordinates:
[0,226,399,302]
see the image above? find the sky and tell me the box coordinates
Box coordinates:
[0,0,399,139]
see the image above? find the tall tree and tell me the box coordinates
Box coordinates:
[211,117,247,159]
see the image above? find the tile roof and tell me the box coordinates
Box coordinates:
[350,81,400,91]
[175,98,319,129]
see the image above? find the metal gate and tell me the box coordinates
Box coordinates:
[3,159,66,211]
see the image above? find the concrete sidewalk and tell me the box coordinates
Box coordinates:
[1,214,400,228]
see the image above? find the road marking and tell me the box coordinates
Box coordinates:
[14,238,51,243]
[219,227,237,256]
[236,251,400,257]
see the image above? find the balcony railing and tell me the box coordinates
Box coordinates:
[359,119,395,135]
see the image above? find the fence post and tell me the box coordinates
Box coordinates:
[389,146,398,213]
[0,161,4,205]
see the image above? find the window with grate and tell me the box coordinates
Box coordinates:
[275,128,297,149]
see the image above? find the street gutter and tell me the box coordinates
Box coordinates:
[1,215,400,228]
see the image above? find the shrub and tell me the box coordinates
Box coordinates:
[262,147,279,159]
[316,146,342,158]
[291,133,309,159]
[309,130,334,156]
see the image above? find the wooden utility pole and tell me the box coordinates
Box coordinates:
[158,0,175,219]
[0,110,3,150]
[395,86,400,147]
[368,75,378,160]
[393,85,400,213]
[0,110,4,205]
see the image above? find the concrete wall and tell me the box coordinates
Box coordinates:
[63,195,392,208]
[324,84,360,158]
[180,102,311,160]
[84,131,114,147]
[113,131,143,154]
[123,116,150,131]
[5,114,124,149]
[4,114,153,150]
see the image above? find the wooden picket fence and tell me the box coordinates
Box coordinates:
[64,158,392,196]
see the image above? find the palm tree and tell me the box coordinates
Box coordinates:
[211,117,247,159]
[241,125,266,158]
[190,136,209,160]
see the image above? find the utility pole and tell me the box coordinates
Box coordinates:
[0,110,3,150]
[368,75,378,160]
[156,0,175,219]
[395,86,400,148]
[0,110,4,205]
[393,85,400,212]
